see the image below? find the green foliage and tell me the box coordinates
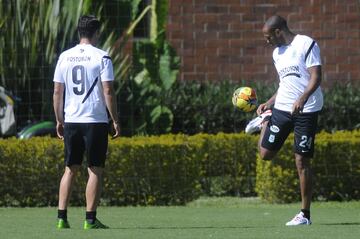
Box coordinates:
[2,131,360,206]
[104,2,152,95]
[121,0,180,135]
[319,83,360,132]
[0,135,203,206]
[118,79,277,136]
[162,80,360,135]
[103,135,202,205]
[256,131,360,203]
[0,1,148,126]
[194,133,258,196]
[0,133,258,207]
[0,137,63,206]
[166,80,277,135]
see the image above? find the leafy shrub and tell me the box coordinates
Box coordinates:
[166,80,276,135]
[0,134,258,206]
[2,131,359,207]
[103,135,202,206]
[319,83,360,132]
[193,133,258,196]
[0,138,64,206]
[118,78,277,136]
[256,131,360,203]
[166,81,360,134]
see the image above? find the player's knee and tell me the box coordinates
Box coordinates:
[65,165,80,175]
[88,166,104,176]
[259,148,276,161]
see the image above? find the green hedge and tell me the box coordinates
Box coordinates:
[256,131,360,203]
[103,135,203,206]
[1,131,360,207]
[0,134,257,207]
[193,133,258,196]
[0,139,64,206]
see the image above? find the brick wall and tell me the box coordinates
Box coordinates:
[167,0,360,85]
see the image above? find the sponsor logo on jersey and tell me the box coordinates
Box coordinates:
[278,65,300,79]
[67,56,91,62]
[268,134,275,143]
[270,125,280,133]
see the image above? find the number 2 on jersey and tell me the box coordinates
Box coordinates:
[72,65,85,95]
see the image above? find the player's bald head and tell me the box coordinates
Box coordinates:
[263,15,288,32]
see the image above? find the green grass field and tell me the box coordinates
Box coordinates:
[1,197,359,239]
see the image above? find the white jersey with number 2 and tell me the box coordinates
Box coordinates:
[273,34,323,113]
[53,44,114,123]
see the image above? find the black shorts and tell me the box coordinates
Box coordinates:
[261,108,319,157]
[64,123,109,167]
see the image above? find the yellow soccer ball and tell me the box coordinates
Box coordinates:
[232,87,257,112]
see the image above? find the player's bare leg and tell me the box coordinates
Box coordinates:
[86,166,103,211]
[58,165,80,210]
[286,154,313,226]
[57,165,79,228]
[295,153,312,210]
[83,166,109,229]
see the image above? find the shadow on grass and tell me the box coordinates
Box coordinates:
[109,225,265,230]
[320,222,360,226]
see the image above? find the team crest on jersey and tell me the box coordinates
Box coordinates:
[270,125,280,133]
[80,49,84,53]
[268,134,275,143]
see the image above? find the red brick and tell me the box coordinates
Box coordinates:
[336,30,359,39]
[229,22,256,31]
[194,14,219,24]
[324,72,350,82]
[167,0,360,84]
[205,5,229,14]
[182,73,206,81]
[229,5,253,14]
[337,13,360,23]
[206,73,227,81]
[349,72,360,81]
[203,64,221,73]
[183,62,195,72]
[322,64,337,73]
[242,14,263,23]
[229,56,254,64]
[324,55,347,65]
[218,32,242,39]
[206,39,230,48]
[312,30,336,40]
[349,55,360,64]
[206,56,230,64]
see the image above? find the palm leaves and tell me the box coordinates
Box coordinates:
[0,0,92,87]
[125,0,180,135]
[0,0,147,123]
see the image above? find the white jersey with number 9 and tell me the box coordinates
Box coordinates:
[53,44,114,123]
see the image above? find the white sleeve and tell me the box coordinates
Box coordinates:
[53,55,64,83]
[305,41,321,68]
[100,56,114,82]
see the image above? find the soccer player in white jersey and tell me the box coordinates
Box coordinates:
[53,15,120,229]
[246,15,323,226]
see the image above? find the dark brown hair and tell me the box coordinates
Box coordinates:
[77,15,100,39]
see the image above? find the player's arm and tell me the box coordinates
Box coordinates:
[257,91,277,116]
[53,82,65,139]
[292,65,322,115]
[102,81,120,138]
